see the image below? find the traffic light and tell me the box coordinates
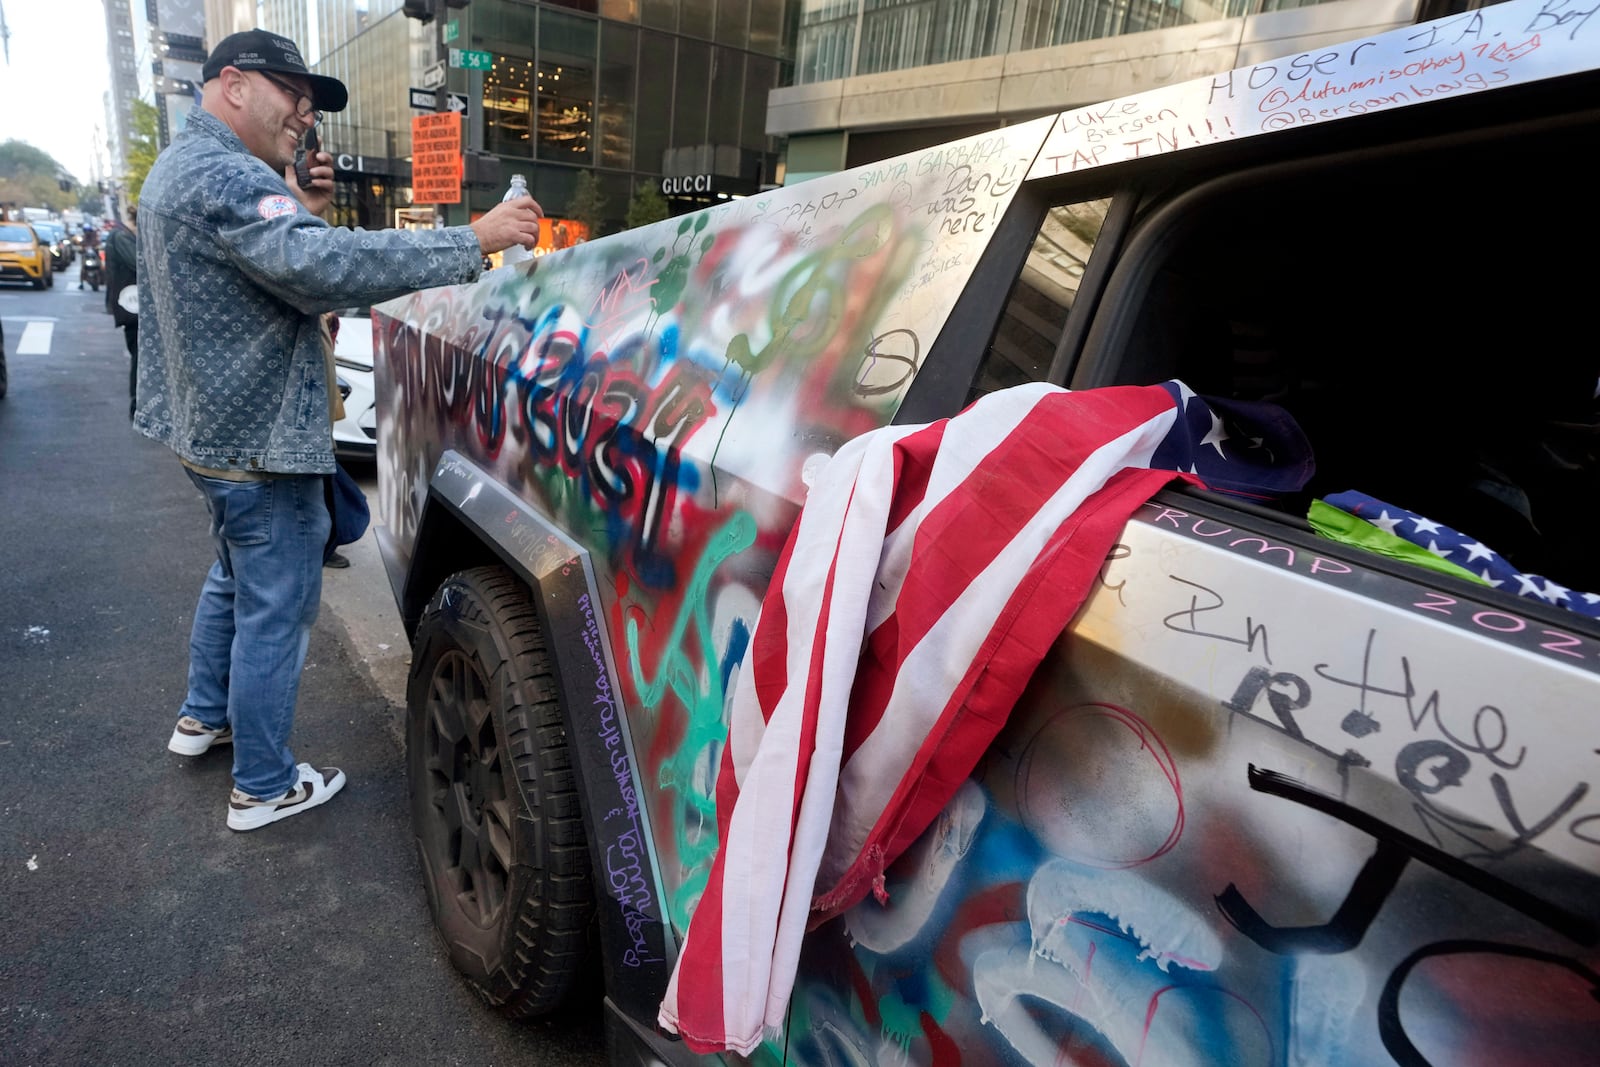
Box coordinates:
[403,0,467,23]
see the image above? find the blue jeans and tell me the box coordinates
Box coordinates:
[180,470,331,799]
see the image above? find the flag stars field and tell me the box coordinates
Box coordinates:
[1321,489,1600,620]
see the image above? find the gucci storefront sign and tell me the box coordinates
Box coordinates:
[660,174,714,196]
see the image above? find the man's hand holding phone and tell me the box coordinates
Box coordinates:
[294,126,319,187]
[287,128,335,215]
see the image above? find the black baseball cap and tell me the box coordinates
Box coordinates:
[202,29,349,113]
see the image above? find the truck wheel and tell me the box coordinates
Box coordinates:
[406,565,596,1018]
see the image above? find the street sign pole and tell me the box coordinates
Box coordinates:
[433,9,451,224]
[467,64,482,155]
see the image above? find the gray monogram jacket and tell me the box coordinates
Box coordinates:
[133,107,484,474]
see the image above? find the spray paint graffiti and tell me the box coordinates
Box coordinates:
[1027,0,1596,179]
[371,31,1600,1051]
[375,120,1050,951]
[625,511,758,926]
[775,514,1600,1066]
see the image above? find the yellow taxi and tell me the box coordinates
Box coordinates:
[0,221,55,290]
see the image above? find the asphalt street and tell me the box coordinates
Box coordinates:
[0,261,609,1066]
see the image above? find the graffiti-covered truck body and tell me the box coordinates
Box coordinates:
[372,2,1600,1063]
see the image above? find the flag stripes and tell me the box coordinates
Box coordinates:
[658,381,1306,1053]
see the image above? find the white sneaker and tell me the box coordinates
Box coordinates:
[168,715,233,756]
[227,763,346,832]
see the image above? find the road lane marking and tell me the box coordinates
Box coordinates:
[18,321,53,355]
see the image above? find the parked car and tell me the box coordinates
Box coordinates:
[331,307,376,464]
[0,222,55,289]
[371,2,1600,1063]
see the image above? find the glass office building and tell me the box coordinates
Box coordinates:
[795,0,1308,84]
[771,0,1441,181]
[211,0,1449,233]
[286,0,792,235]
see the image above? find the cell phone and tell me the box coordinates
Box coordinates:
[294,127,320,189]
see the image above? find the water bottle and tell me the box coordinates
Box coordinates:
[500,173,535,266]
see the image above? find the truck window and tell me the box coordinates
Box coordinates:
[1082,129,1600,606]
[966,197,1111,405]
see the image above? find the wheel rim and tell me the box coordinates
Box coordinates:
[423,648,517,927]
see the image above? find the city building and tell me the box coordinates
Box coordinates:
[102,0,141,176]
[769,0,1455,182]
[123,0,1462,240]
[98,0,207,215]
[201,0,792,241]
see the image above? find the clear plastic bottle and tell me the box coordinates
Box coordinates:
[500,174,535,266]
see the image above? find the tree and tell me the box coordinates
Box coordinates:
[0,140,76,213]
[624,182,669,231]
[123,100,161,205]
[567,170,607,240]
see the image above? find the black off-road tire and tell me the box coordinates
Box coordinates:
[0,347,7,399]
[406,565,597,1018]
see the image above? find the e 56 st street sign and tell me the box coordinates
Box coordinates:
[449,48,493,71]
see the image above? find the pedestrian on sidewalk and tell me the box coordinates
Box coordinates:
[320,311,355,571]
[136,27,546,831]
[105,203,139,420]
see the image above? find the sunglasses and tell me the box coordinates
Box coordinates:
[255,70,322,125]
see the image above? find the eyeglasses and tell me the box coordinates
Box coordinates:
[256,70,321,124]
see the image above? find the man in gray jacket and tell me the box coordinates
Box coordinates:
[135,28,545,831]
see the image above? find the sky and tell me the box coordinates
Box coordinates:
[0,0,113,183]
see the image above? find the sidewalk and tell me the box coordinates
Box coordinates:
[319,477,412,723]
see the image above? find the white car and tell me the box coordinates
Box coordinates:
[332,308,376,464]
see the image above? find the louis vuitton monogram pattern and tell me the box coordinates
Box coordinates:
[134,108,483,475]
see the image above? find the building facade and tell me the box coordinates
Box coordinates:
[100,0,209,194]
[129,0,1455,239]
[102,0,142,177]
[205,0,795,239]
[768,0,1438,181]
[141,0,209,149]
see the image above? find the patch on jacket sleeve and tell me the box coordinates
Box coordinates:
[257,194,299,220]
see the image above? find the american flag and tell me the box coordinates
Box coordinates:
[656,381,1313,1054]
[1150,380,1314,499]
[1322,490,1600,620]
